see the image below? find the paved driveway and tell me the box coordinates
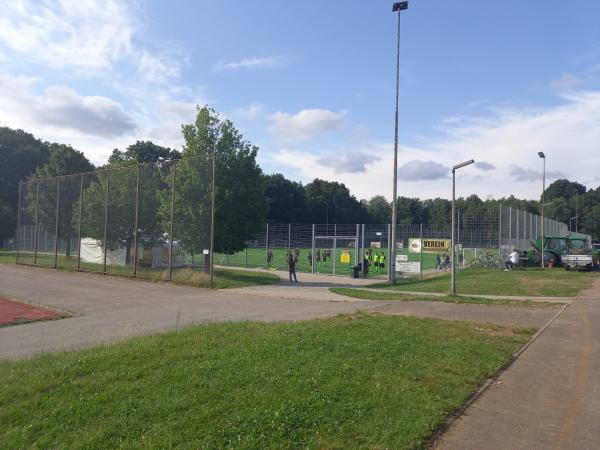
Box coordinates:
[0,265,557,359]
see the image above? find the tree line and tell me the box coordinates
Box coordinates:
[1,107,599,253]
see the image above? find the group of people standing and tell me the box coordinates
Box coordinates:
[363,248,386,274]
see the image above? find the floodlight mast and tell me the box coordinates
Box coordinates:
[389,1,408,283]
[451,159,475,295]
[538,152,546,269]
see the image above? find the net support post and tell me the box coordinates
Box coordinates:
[77,174,84,271]
[169,162,176,281]
[53,178,60,269]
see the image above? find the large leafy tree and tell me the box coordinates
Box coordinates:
[159,106,266,254]
[109,141,180,164]
[74,142,170,263]
[366,195,391,224]
[0,127,50,240]
[305,179,367,224]
[264,174,307,223]
[24,144,94,255]
[544,179,586,202]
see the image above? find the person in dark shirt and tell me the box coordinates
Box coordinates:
[287,252,298,282]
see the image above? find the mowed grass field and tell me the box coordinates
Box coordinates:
[372,268,598,297]
[0,314,534,449]
[1,250,279,289]
[214,246,451,276]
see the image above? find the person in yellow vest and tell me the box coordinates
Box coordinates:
[379,252,386,272]
[373,252,380,272]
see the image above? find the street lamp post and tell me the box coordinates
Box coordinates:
[538,152,546,269]
[390,1,408,283]
[451,159,475,295]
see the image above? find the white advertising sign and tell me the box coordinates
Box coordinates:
[396,261,420,273]
[396,254,408,263]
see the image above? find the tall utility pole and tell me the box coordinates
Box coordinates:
[390,1,408,283]
[538,152,546,269]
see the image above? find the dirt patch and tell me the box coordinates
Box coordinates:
[473,323,535,337]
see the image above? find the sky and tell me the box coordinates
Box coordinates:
[1,0,599,201]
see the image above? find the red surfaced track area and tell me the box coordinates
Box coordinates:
[0,297,62,325]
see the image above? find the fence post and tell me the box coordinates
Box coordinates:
[77,174,84,271]
[333,224,337,275]
[15,181,22,263]
[508,206,512,249]
[245,247,248,268]
[361,223,365,276]
[516,207,519,249]
[132,165,140,276]
[103,172,110,274]
[53,178,60,269]
[311,224,316,274]
[457,209,461,246]
[529,212,532,241]
[387,223,392,278]
[288,223,291,251]
[498,204,502,256]
[265,223,269,268]
[420,222,423,279]
[34,181,39,265]
[355,224,359,268]
[169,162,176,281]
[209,154,216,283]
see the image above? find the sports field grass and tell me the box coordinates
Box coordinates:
[0,314,534,449]
[330,288,564,308]
[373,268,598,297]
[214,246,447,276]
[1,250,278,289]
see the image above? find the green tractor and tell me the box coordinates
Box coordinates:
[530,235,599,270]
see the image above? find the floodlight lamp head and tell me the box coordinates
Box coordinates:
[538,151,545,158]
[452,159,475,171]
[392,2,408,12]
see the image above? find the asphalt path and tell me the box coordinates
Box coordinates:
[436,276,600,450]
[0,265,557,359]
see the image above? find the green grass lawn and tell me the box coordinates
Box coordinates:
[330,288,564,308]
[0,250,16,264]
[0,314,534,449]
[215,247,499,277]
[374,268,598,297]
[0,250,279,289]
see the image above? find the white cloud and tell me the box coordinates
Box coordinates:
[212,56,286,72]
[268,109,346,142]
[233,103,266,121]
[0,73,140,163]
[549,73,581,90]
[0,74,136,137]
[475,161,495,171]
[317,151,381,174]
[0,0,182,84]
[397,160,450,181]
[509,165,566,182]
[268,91,600,201]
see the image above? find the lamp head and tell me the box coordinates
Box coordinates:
[392,2,408,11]
[452,159,475,171]
[538,151,545,159]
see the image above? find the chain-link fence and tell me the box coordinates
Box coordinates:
[16,157,214,281]
[215,207,569,278]
[15,170,569,280]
